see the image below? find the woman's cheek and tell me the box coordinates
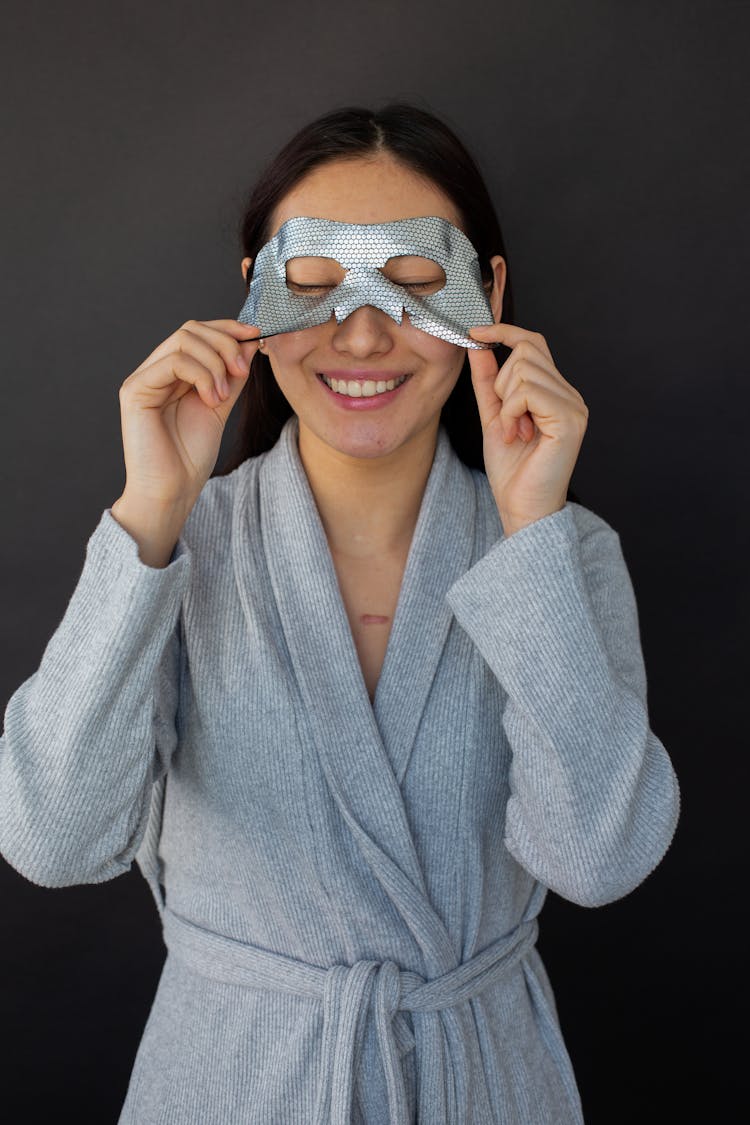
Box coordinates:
[406,325,464,366]
[263,337,317,399]
[417,337,467,396]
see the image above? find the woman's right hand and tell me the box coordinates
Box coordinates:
[116,319,261,510]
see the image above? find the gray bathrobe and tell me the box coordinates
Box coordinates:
[0,414,680,1124]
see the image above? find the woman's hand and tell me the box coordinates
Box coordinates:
[466,322,589,536]
[116,319,260,510]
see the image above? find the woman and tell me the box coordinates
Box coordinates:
[0,104,680,1124]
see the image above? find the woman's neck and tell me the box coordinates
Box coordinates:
[296,419,439,560]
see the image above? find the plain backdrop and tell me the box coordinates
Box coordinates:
[1,1,747,1121]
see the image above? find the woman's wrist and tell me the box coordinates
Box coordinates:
[110,492,192,569]
[498,503,566,539]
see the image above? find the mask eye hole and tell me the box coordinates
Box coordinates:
[285,256,345,295]
[381,256,446,294]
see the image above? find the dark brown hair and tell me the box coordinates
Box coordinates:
[216,103,542,483]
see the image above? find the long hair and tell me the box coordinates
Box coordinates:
[215,103,579,502]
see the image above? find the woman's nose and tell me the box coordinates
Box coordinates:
[330,304,396,356]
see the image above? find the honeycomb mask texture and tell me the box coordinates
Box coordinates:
[236,216,496,349]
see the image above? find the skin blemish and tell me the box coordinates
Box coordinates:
[360,614,390,625]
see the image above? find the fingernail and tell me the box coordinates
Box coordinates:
[469,325,492,337]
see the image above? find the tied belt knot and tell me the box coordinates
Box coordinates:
[162,906,539,1125]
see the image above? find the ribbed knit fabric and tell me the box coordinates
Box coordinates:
[0,415,680,1124]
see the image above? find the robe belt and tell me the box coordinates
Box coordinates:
[162,906,539,1125]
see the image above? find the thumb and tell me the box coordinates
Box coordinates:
[467,347,501,431]
[214,356,253,420]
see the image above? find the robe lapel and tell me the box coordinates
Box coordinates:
[371,428,477,786]
[251,416,478,975]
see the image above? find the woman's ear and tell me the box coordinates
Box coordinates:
[486,254,506,322]
[241,256,253,284]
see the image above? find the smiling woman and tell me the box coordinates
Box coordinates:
[0,101,680,1125]
[221,102,520,476]
[236,198,500,469]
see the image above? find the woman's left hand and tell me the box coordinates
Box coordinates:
[467,322,589,536]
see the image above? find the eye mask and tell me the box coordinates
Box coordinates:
[236,215,495,349]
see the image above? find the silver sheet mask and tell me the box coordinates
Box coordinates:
[236,215,496,349]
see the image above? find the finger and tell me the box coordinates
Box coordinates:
[502,406,538,444]
[495,353,590,434]
[499,410,536,445]
[137,329,238,402]
[123,351,225,408]
[469,349,547,439]
[135,322,260,397]
[466,346,501,431]
[494,356,558,410]
[518,413,536,442]
[224,319,266,368]
[175,327,247,397]
[201,318,263,340]
[468,322,554,363]
[499,380,574,442]
[178,320,261,380]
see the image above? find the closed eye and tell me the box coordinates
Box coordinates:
[287,280,443,295]
[399,280,443,293]
[287,282,339,295]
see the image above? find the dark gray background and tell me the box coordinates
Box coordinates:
[1,1,746,1121]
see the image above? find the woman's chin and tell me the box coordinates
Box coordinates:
[297,411,434,465]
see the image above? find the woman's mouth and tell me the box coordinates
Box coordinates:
[316,371,411,409]
[319,373,409,396]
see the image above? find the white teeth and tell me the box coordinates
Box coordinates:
[322,374,407,397]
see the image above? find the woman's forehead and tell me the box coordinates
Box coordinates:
[267,156,465,240]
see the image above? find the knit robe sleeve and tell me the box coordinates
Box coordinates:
[0,508,192,888]
[445,501,681,908]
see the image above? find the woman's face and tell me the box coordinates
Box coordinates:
[241,153,505,462]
